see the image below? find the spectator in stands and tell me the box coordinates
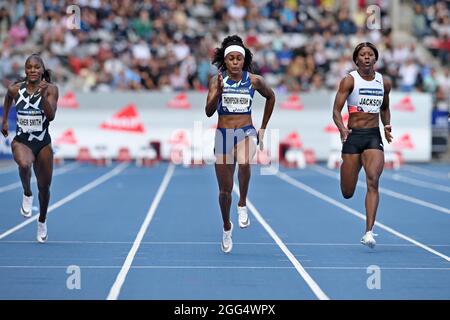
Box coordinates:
[399,58,419,92]
[0,7,11,42]
[0,0,446,96]
[8,16,28,47]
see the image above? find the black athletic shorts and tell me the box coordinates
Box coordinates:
[342,127,384,154]
[13,134,52,158]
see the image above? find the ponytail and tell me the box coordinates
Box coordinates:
[42,68,52,83]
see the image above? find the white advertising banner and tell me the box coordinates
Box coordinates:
[22,90,432,162]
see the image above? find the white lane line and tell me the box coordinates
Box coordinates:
[233,184,329,300]
[0,162,129,240]
[0,165,17,174]
[53,162,82,174]
[276,170,450,263]
[386,173,450,193]
[107,164,175,300]
[0,265,448,270]
[311,165,450,215]
[2,240,449,247]
[403,165,450,180]
[0,162,81,194]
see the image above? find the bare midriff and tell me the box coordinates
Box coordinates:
[217,114,253,129]
[348,112,379,129]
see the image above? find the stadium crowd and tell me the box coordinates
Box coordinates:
[0,0,448,111]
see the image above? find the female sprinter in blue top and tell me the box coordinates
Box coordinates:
[205,35,275,253]
[332,42,393,249]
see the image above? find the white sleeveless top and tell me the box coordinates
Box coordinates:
[347,70,384,114]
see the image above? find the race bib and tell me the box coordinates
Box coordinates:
[17,114,43,133]
[358,88,383,113]
[222,93,251,113]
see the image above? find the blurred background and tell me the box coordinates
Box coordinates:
[0,0,448,166]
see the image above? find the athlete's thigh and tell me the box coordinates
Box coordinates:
[234,136,257,165]
[33,144,53,185]
[361,149,384,180]
[214,128,235,165]
[11,139,35,166]
[340,153,362,189]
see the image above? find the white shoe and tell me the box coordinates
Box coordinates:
[221,222,233,253]
[20,194,33,218]
[361,230,377,249]
[37,221,47,243]
[237,206,250,228]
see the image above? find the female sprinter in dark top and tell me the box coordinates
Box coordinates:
[1,53,59,243]
[205,35,275,253]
